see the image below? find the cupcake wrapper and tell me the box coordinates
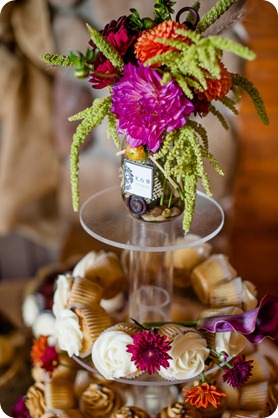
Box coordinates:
[45,380,77,410]
[209,277,243,307]
[68,276,104,308]
[191,254,237,304]
[239,381,269,410]
[74,306,112,358]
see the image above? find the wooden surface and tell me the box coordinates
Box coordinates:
[229,0,278,300]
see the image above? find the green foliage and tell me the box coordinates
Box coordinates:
[153,0,176,23]
[232,73,269,125]
[69,96,112,211]
[146,28,256,100]
[42,53,77,67]
[86,24,124,74]
[153,122,223,231]
[196,0,238,33]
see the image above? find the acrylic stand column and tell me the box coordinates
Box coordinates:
[79,185,224,414]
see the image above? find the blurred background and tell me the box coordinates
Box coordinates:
[0,0,277,301]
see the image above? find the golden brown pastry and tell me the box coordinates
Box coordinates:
[79,383,123,417]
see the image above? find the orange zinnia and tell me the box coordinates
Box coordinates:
[183,382,227,409]
[30,335,49,364]
[135,19,188,65]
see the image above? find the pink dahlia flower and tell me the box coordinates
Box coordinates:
[111,63,194,152]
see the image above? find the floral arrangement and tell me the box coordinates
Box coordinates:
[42,0,268,231]
[89,295,278,410]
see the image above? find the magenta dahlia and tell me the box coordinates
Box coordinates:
[222,355,254,388]
[111,63,194,152]
[89,16,138,89]
[126,329,172,375]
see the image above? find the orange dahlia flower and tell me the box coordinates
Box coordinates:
[31,335,49,364]
[135,19,189,65]
[183,382,227,409]
[196,61,232,102]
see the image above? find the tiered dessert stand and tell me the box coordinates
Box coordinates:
[76,185,225,415]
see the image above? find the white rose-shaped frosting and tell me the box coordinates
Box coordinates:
[158,331,209,380]
[72,251,98,277]
[242,280,258,311]
[32,312,57,346]
[55,309,83,357]
[92,330,137,380]
[215,331,246,357]
[22,294,40,327]
[52,274,73,318]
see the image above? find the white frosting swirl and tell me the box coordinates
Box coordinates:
[159,331,209,380]
[72,251,98,277]
[32,312,57,346]
[92,330,137,380]
[22,294,40,327]
[55,309,83,357]
[52,274,73,318]
[215,331,246,357]
[242,280,258,311]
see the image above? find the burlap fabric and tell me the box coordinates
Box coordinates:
[0,0,61,245]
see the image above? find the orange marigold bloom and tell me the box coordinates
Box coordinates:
[183,382,227,409]
[196,61,232,102]
[135,19,188,65]
[31,335,49,364]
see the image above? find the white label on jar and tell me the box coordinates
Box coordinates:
[123,160,153,199]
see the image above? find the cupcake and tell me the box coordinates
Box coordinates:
[111,406,151,418]
[169,234,212,289]
[91,322,142,380]
[157,402,202,418]
[244,352,271,384]
[25,382,47,418]
[158,325,210,381]
[79,382,123,417]
[239,381,270,410]
[241,281,258,311]
[209,277,243,307]
[73,305,112,358]
[55,309,84,357]
[67,276,104,309]
[44,379,78,410]
[73,251,126,299]
[191,254,237,304]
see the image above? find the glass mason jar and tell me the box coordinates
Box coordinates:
[120,145,185,223]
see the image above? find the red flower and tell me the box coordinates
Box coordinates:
[40,346,60,373]
[183,382,227,409]
[31,336,59,374]
[126,329,172,375]
[222,355,254,388]
[89,16,138,89]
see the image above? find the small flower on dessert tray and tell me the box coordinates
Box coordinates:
[183,380,227,409]
[126,329,172,375]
